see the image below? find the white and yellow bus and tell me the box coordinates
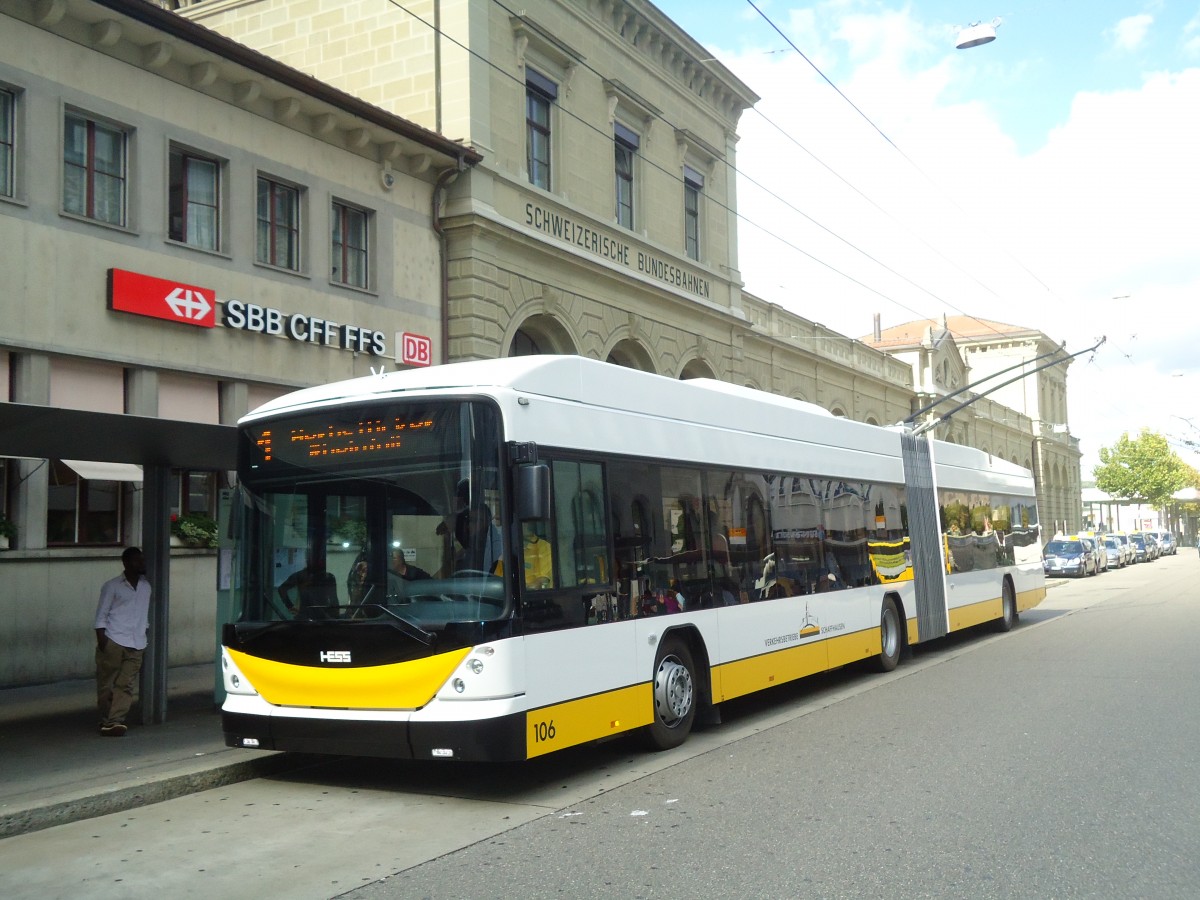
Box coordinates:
[221,356,1045,760]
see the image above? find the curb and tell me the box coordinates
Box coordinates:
[0,753,304,840]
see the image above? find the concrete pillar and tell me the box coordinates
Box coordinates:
[10,353,51,550]
[140,463,171,725]
[124,368,159,548]
[218,380,249,425]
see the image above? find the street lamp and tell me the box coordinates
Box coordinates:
[956,18,1002,49]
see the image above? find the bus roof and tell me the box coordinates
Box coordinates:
[243,356,837,423]
[243,356,1034,492]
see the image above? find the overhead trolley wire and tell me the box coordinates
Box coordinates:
[741,0,1064,329]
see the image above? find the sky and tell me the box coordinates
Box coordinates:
[652,0,1200,478]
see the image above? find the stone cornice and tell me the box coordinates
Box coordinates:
[585,0,759,124]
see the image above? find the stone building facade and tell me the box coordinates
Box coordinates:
[176,0,915,424]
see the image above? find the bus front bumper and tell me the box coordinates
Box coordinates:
[223,708,528,761]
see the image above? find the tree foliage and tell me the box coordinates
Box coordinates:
[1093,429,1191,507]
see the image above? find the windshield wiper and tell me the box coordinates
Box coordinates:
[360,604,436,645]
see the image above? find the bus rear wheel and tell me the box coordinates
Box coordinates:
[643,637,696,751]
[874,597,902,672]
[994,580,1017,632]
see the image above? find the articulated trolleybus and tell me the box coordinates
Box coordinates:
[222,356,1045,761]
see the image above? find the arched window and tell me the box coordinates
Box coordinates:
[508,315,575,358]
[510,328,543,357]
[606,339,655,373]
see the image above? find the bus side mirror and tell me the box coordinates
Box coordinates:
[516,464,550,521]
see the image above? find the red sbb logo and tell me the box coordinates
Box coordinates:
[108,269,216,328]
[402,332,433,367]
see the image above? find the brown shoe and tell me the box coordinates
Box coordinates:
[100,723,127,737]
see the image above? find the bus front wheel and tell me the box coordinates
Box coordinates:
[643,637,697,751]
[874,597,902,672]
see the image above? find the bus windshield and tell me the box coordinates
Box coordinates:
[230,399,508,628]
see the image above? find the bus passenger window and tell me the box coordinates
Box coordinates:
[522,522,554,589]
[550,460,609,589]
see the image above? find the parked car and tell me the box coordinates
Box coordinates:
[1102,536,1125,569]
[1143,532,1161,560]
[1043,538,1096,577]
[1153,531,1177,555]
[1083,536,1108,572]
[1129,532,1152,563]
[1110,532,1135,566]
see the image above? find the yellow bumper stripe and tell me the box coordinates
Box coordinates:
[229,647,471,709]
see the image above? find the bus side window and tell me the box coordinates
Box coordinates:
[522,521,554,589]
[701,474,755,606]
[548,460,609,589]
[516,460,611,632]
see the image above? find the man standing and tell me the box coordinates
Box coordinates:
[94,547,151,737]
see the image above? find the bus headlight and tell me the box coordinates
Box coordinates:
[222,651,258,696]
[468,658,484,674]
[453,678,466,693]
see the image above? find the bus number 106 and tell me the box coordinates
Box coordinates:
[532,720,557,743]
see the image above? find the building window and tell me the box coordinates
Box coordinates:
[614,124,639,230]
[511,327,545,357]
[170,470,215,519]
[331,201,369,289]
[63,112,127,226]
[47,461,122,545]
[684,166,704,261]
[0,88,14,198]
[256,175,300,270]
[169,147,220,250]
[526,70,556,190]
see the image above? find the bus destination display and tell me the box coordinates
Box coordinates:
[246,411,440,470]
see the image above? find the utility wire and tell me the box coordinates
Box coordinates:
[742,1,1060,304]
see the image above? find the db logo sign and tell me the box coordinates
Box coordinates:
[401,332,433,367]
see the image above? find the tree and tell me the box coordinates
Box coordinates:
[1093,429,1191,508]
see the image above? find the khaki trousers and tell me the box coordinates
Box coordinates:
[95,640,144,726]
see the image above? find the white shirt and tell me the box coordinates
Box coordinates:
[94,573,151,650]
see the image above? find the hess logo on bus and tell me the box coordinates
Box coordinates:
[320,650,351,663]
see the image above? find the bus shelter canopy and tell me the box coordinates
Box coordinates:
[0,402,237,469]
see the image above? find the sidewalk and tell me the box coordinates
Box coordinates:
[0,663,293,839]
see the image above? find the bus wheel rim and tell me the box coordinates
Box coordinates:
[654,657,693,727]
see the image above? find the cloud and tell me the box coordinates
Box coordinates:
[1184,11,1200,57]
[1106,14,1154,52]
[710,6,1200,472]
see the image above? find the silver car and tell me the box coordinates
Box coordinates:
[1083,536,1108,573]
[1153,531,1177,556]
[1102,536,1125,569]
[1110,533,1135,566]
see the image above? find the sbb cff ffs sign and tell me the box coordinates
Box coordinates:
[108,269,216,328]
[401,332,433,367]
